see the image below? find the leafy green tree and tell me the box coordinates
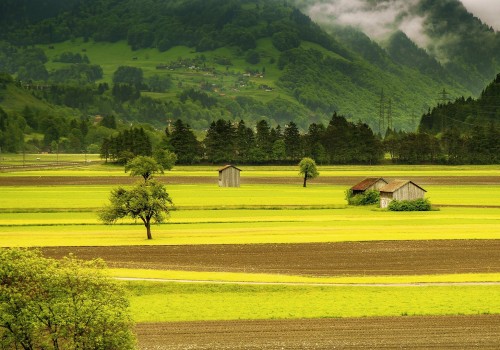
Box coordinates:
[125,156,164,181]
[245,49,260,64]
[112,66,143,86]
[272,31,300,51]
[153,149,177,170]
[99,180,173,240]
[298,157,319,187]
[112,83,140,102]
[0,248,136,350]
[147,74,173,92]
[272,139,286,162]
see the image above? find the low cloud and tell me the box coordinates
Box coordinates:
[303,0,428,44]
[460,0,500,31]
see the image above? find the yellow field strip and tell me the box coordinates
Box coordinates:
[108,268,500,285]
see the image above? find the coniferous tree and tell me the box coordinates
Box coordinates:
[169,119,201,164]
[284,121,301,161]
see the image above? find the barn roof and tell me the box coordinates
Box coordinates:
[380,180,426,193]
[351,177,387,191]
[218,164,242,172]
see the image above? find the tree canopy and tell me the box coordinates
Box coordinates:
[99,180,173,240]
[298,157,319,187]
[0,248,136,350]
[125,155,164,181]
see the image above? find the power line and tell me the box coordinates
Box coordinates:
[378,89,385,135]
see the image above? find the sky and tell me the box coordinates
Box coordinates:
[460,0,500,30]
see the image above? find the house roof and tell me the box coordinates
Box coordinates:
[350,178,387,191]
[218,165,242,172]
[380,180,427,193]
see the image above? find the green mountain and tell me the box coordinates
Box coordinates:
[420,73,500,135]
[0,0,498,137]
[294,0,500,94]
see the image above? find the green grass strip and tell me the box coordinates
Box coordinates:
[125,282,500,322]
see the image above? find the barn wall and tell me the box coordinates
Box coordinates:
[367,179,388,192]
[219,167,240,187]
[380,193,393,208]
[393,183,425,201]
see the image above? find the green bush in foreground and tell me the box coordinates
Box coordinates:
[0,248,136,350]
[388,198,432,211]
[345,189,380,206]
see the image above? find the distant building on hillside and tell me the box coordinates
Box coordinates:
[218,165,241,187]
[350,177,389,195]
[379,180,426,208]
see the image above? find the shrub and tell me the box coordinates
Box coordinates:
[0,248,136,349]
[345,189,380,206]
[388,198,432,211]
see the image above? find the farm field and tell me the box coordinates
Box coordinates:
[0,164,499,348]
[135,316,500,350]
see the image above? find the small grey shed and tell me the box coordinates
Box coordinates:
[379,180,426,208]
[350,177,388,195]
[218,165,241,187]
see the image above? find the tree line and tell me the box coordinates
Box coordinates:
[99,111,499,166]
[383,126,499,164]
[100,113,384,165]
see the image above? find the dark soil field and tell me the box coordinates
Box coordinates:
[135,315,500,349]
[1,175,499,186]
[42,240,500,276]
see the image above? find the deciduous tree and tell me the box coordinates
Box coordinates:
[0,248,136,350]
[125,155,164,181]
[99,180,173,240]
[298,157,319,187]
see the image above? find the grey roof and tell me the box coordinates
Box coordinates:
[380,180,426,193]
[218,165,242,172]
[350,178,388,191]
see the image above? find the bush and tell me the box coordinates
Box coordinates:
[388,198,432,211]
[0,248,136,349]
[345,189,380,206]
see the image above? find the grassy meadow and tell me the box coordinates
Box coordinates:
[0,163,499,322]
[127,282,500,322]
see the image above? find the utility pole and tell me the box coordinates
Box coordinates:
[379,89,385,135]
[386,97,393,130]
[437,88,451,132]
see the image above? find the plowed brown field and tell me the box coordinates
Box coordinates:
[42,240,500,276]
[135,315,500,349]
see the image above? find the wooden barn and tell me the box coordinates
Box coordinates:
[379,180,426,208]
[218,165,241,187]
[350,177,389,195]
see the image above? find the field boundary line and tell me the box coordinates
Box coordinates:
[115,277,500,287]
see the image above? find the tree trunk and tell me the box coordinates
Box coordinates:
[303,173,307,187]
[145,221,153,240]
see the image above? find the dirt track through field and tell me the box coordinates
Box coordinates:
[135,315,500,349]
[1,175,499,186]
[42,240,500,276]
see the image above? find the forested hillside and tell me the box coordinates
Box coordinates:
[0,0,488,130]
[0,0,498,164]
[294,0,500,95]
